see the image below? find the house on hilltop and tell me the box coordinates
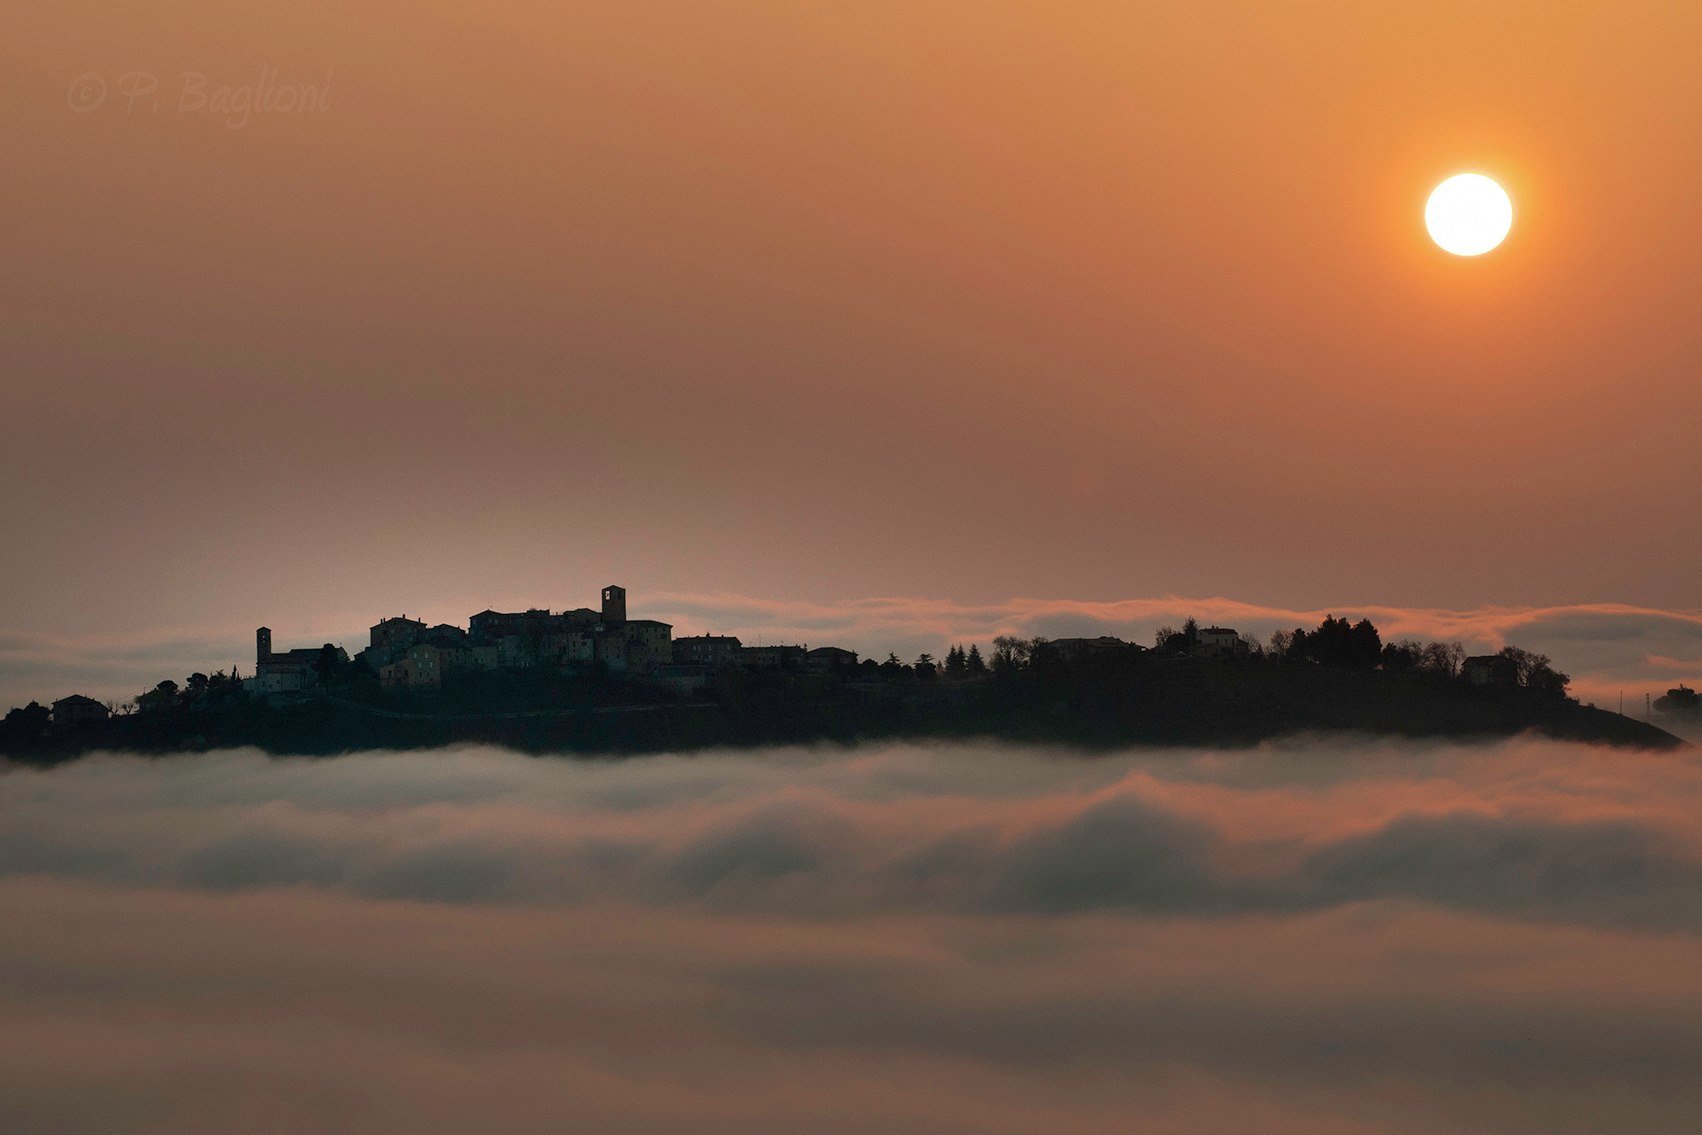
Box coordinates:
[51,694,109,728]
[1463,654,1517,688]
[1191,627,1249,660]
[806,646,860,671]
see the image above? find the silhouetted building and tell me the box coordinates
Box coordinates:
[361,584,671,682]
[465,639,503,671]
[469,608,556,641]
[368,616,429,664]
[467,607,597,648]
[601,584,627,628]
[591,622,672,673]
[738,645,806,669]
[247,627,345,696]
[380,643,451,690]
[1463,654,1517,687]
[497,628,588,668]
[1191,627,1249,660]
[1042,636,1142,662]
[562,631,595,665]
[423,623,466,646]
[673,635,742,666]
[1655,684,1701,715]
[620,619,673,670]
[806,646,859,670]
[51,694,109,728]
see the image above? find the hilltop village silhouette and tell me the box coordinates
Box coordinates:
[2,584,1684,760]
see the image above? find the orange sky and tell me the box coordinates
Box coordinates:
[4,2,1700,676]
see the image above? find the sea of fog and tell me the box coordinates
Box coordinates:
[2,738,1700,1134]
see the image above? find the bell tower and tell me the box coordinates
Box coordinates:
[601,585,627,628]
[256,627,273,665]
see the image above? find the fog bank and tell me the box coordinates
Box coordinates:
[2,739,1699,1133]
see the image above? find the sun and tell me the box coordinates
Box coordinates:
[1425,173,1513,256]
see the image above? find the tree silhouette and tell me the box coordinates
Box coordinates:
[1419,641,1465,677]
[1498,645,1570,698]
[991,635,1032,675]
[1380,640,1423,671]
[2,702,50,736]
[1287,616,1381,668]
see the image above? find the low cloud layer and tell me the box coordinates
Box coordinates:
[2,739,1701,1132]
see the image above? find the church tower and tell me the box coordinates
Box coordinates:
[601,585,627,628]
[256,627,272,666]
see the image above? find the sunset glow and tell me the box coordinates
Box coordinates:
[8,3,1702,1132]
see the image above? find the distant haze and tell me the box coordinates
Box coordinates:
[6,2,1702,699]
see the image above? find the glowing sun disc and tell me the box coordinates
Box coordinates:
[1425,173,1513,256]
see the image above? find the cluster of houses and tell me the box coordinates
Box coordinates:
[1043,626,1251,662]
[30,600,1572,731]
[1039,636,1148,662]
[357,585,674,692]
[244,584,861,697]
[31,597,1265,724]
[232,612,1551,700]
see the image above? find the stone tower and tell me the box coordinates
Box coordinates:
[601,585,627,628]
[256,627,272,666]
